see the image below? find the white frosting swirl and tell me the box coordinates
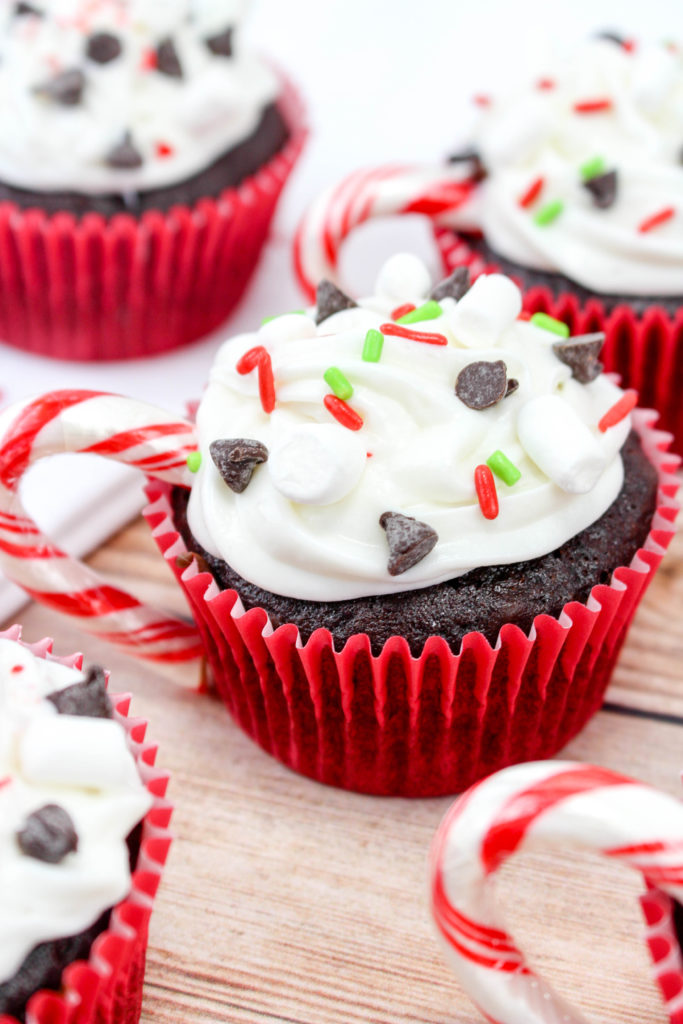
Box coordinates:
[0,0,280,193]
[455,38,683,296]
[187,255,632,602]
[0,639,151,984]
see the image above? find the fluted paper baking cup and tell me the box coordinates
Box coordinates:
[143,412,678,798]
[436,228,683,456]
[0,626,172,1024]
[0,74,305,362]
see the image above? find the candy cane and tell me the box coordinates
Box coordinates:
[293,164,477,300]
[431,760,683,1024]
[0,390,203,665]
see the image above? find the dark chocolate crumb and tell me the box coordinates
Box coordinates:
[210,438,268,493]
[105,131,143,169]
[156,37,183,78]
[315,280,357,324]
[14,1,42,14]
[430,266,471,302]
[34,68,85,106]
[553,332,605,384]
[17,805,78,864]
[505,378,519,397]
[595,30,627,47]
[380,511,438,576]
[455,360,508,410]
[583,169,618,209]
[46,666,113,719]
[86,31,122,64]
[206,27,233,57]
[447,146,487,181]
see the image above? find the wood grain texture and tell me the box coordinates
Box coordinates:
[4,518,683,1024]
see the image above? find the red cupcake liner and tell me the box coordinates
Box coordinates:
[642,886,683,1023]
[0,625,172,1024]
[0,73,306,362]
[436,228,683,456]
[143,412,679,798]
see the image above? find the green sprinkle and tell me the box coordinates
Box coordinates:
[186,451,202,473]
[533,199,564,226]
[323,366,353,400]
[362,328,384,362]
[261,309,306,325]
[530,312,570,338]
[580,154,606,181]
[397,300,443,324]
[487,450,521,487]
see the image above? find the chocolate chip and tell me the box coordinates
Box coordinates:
[447,146,487,182]
[315,280,357,324]
[595,30,627,47]
[46,665,113,719]
[379,511,438,576]
[210,438,268,493]
[156,37,183,78]
[14,2,42,14]
[455,360,508,410]
[505,378,519,397]
[34,68,85,106]
[206,27,233,57]
[553,332,605,384]
[583,169,618,209]
[105,131,143,169]
[17,804,78,864]
[430,266,471,303]
[86,31,122,64]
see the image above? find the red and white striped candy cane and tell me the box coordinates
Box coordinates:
[431,760,683,1024]
[293,164,476,301]
[0,390,203,665]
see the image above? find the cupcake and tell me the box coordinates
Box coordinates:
[0,0,305,360]
[0,256,677,796]
[0,625,170,1023]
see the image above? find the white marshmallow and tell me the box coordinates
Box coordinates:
[259,313,317,343]
[447,274,522,348]
[268,424,367,505]
[374,253,431,301]
[517,395,606,493]
[20,717,140,790]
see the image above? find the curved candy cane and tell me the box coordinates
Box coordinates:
[293,164,477,301]
[431,760,683,1024]
[0,390,203,665]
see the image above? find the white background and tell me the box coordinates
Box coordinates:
[0,0,678,617]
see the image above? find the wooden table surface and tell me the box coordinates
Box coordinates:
[4,514,683,1024]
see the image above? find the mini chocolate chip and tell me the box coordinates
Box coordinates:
[583,169,618,210]
[430,266,471,303]
[105,131,143,169]
[210,438,268,493]
[455,360,508,410]
[447,146,487,181]
[86,31,122,64]
[505,378,519,397]
[206,27,233,57]
[553,332,605,384]
[315,280,357,324]
[46,665,113,719]
[34,68,85,106]
[379,511,438,577]
[156,37,183,78]
[595,30,627,47]
[17,804,78,864]
[14,1,42,14]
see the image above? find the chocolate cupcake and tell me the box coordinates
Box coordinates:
[0,0,305,360]
[0,628,169,1023]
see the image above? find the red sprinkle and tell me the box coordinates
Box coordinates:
[573,98,613,114]
[536,78,556,90]
[140,47,158,71]
[517,311,532,321]
[598,389,638,432]
[10,665,24,673]
[391,303,416,321]
[518,175,544,209]
[156,141,174,158]
[623,39,636,53]
[324,394,363,431]
[638,206,675,234]
[236,346,275,414]
[474,465,499,520]
[379,323,448,346]
[236,346,266,374]
[473,94,491,107]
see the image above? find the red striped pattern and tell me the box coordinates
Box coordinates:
[81,422,192,456]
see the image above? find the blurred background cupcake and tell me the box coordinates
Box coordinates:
[0,0,305,361]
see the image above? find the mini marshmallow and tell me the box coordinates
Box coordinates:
[259,313,317,343]
[20,717,140,790]
[269,423,366,505]
[447,274,522,349]
[374,253,431,301]
[517,395,606,493]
